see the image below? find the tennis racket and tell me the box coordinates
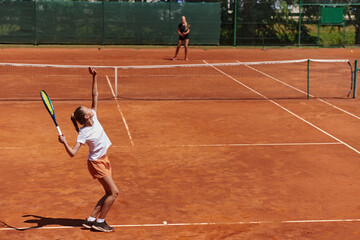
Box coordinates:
[185,24,191,31]
[40,90,62,136]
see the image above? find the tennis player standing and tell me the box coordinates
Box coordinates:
[58,67,118,233]
[172,16,190,61]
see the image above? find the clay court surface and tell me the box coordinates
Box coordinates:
[1,47,360,239]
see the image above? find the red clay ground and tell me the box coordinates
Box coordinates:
[1,47,360,239]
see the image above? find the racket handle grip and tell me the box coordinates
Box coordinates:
[56,126,62,136]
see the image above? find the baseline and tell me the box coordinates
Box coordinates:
[1,218,360,231]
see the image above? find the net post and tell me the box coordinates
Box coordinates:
[307,59,310,99]
[114,67,118,99]
[354,60,358,99]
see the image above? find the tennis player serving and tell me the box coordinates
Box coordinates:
[58,67,118,233]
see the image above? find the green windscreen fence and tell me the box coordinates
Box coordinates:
[0,0,221,45]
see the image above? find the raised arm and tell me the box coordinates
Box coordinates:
[89,67,98,111]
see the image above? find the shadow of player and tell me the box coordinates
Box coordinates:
[0,215,87,231]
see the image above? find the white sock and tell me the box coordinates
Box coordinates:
[87,216,96,222]
[97,218,105,223]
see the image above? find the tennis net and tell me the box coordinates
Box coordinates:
[0,59,354,101]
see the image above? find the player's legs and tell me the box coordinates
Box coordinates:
[89,194,108,219]
[184,39,189,60]
[173,39,183,60]
[97,175,119,219]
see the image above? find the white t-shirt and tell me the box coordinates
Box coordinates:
[76,110,111,161]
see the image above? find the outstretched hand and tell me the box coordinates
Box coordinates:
[88,67,97,76]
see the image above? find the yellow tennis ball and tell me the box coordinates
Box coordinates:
[350,50,353,53]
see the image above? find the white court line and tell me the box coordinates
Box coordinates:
[114,99,134,146]
[239,61,310,97]
[105,75,134,146]
[203,60,360,156]
[105,75,116,98]
[239,60,360,121]
[111,142,341,148]
[317,98,360,120]
[2,218,360,231]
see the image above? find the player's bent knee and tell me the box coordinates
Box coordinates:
[111,190,119,198]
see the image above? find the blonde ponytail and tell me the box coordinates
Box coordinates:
[183,16,188,29]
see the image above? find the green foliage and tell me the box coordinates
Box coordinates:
[0,24,20,36]
[300,4,360,45]
[235,0,301,45]
[306,25,356,46]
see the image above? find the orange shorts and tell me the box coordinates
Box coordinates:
[87,154,112,179]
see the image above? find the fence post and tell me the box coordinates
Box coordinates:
[342,20,346,46]
[168,1,172,45]
[298,0,302,46]
[102,0,105,45]
[34,0,38,45]
[233,0,237,47]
